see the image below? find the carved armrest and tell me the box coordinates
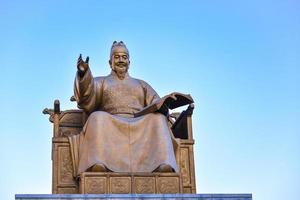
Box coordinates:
[44,100,85,137]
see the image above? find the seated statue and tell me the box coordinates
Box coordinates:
[69,41,180,176]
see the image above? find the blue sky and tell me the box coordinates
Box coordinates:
[0,0,299,199]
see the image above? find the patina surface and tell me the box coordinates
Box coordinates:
[69,41,178,175]
[44,41,197,194]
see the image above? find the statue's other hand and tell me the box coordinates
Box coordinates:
[77,54,89,75]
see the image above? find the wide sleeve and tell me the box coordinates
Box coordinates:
[139,80,161,106]
[74,68,102,113]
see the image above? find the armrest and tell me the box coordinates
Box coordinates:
[170,104,194,139]
[44,100,86,137]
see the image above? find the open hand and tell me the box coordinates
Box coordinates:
[77,54,89,73]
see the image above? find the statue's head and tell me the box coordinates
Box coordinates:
[109,41,130,79]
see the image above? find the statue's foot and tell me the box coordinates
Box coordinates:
[154,164,174,173]
[90,163,107,172]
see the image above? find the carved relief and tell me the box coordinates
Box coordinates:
[58,147,74,184]
[134,177,155,194]
[79,172,182,194]
[180,147,190,185]
[85,177,106,194]
[157,177,179,194]
[57,187,77,194]
[110,177,131,194]
[183,187,192,193]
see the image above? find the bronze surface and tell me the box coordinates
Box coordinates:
[71,41,177,175]
[44,41,197,194]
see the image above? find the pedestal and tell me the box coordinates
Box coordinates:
[16,194,252,200]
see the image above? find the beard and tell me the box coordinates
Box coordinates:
[112,64,128,80]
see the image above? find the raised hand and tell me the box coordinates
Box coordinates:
[77,54,89,75]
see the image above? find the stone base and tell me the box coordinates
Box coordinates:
[80,172,182,194]
[15,194,252,200]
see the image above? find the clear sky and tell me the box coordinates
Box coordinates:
[0,0,299,199]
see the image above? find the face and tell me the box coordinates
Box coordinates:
[109,46,130,79]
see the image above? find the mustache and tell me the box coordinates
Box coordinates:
[116,62,127,66]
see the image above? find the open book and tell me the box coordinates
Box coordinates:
[134,92,194,117]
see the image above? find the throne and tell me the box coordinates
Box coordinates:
[43,99,196,194]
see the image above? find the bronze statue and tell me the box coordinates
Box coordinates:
[69,41,179,176]
[44,41,196,193]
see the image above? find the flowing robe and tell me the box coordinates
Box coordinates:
[69,69,178,176]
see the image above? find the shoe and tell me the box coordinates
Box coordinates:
[154,164,174,172]
[90,163,107,172]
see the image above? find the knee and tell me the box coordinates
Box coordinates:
[88,111,110,123]
[146,113,167,122]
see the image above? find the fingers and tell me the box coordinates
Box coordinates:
[78,54,82,61]
[77,54,89,72]
[78,54,89,63]
[78,54,83,64]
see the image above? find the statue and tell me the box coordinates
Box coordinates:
[44,40,196,193]
[68,41,181,176]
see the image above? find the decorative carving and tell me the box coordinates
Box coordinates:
[85,177,106,194]
[110,177,131,194]
[183,187,192,193]
[43,108,54,116]
[134,177,155,194]
[59,147,74,184]
[57,187,77,194]
[157,177,179,194]
[180,147,190,185]
[43,108,55,122]
[79,172,182,194]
